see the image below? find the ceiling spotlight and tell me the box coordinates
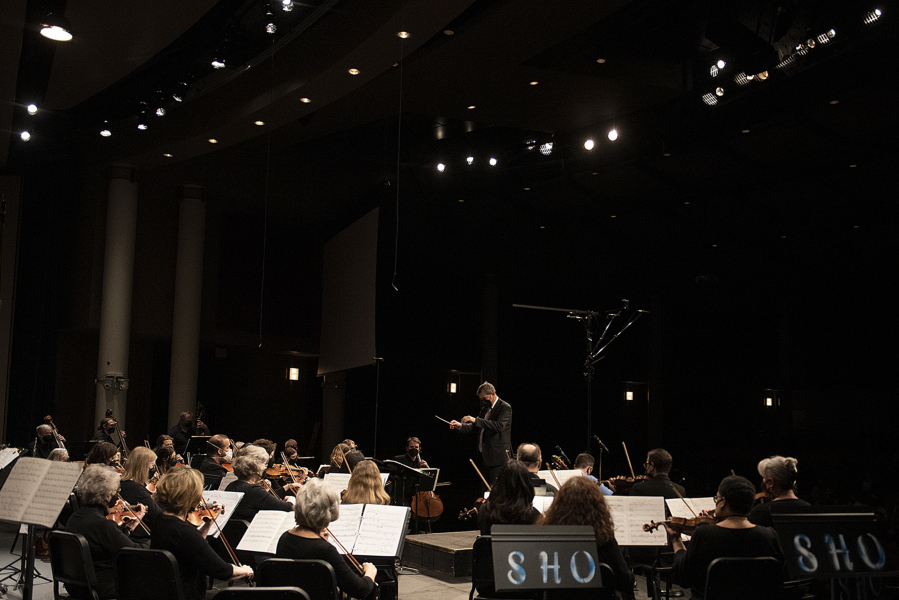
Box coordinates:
[466,156,474,165]
[266,23,277,34]
[715,87,725,96]
[397,31,410,38]
[529,81,539,86]
[100,129,111,137]
[489,157,497,166]
[806,38,816,48]
[20,131,31,141]
[437,163,446,172]
[734,72,750,85]
[348,68,360,75]
[716,59,726,69]
[163,153,173,157]
[208,138,218,144]
[741,129,750,133]
[282,0,294,11]
[597,58,606,64]
[540,142,553,155]
[255,120,265,126]
[211,59,226,69]
[39,13,73,41]
[156,107,166,117]
[865,9,882,25]
[607,129,618,141]
[172,93,183,102]
[300,97,311,103]
[467,105,476,109]
[444,29,454,35]
[710,65,719,77]
[26,104,37,115]
[584,139,595,150]
[755,71,768,81]
[702,93,718,106]
[830,99,839,105]
[137,123,148,130]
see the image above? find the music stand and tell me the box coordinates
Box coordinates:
[184,435,212,461]
[382,460,436,534]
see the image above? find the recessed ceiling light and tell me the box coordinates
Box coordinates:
[437,163,445,172]
[684,201,690,205]
[849,164,857,168]
[156,108,166,117]
[397,31,410,38]
[467,156,474,165]
[348,68,360,75]
[255,121,265,126]
[20,131,31,141]
[26,104,37,115]
[742,129,750,133]
[584,139,595,150]
[100,129,111,137]
[529,81,539,85]
[712,244,718,248]
[781,235,787,239]
[208,138,218,144]
[523,187,530,191]
[163,153,173,157]
[467,105,476,109]
[540,225,546,229]
[444,30,454,35]
[607,129,618,141]
[458,199,464,203]
[489,158,497,166]
[300,97,311,103]
[592,172,598,175]
[211,59,226,69]
[596,58,606,64]
[717,59,726,69]
[137,123,148,130]
[611,215,616,218]
[39,14,73,42]
[829,100,839,105]
[663,152,671,157]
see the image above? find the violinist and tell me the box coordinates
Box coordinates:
[575,453,613,496]
[151,467,253,599]
[119,447,163,541]
[329,443,363,474]
[85,441,121,468]
[276,479,377,599]
[391,437,429,469]
[32,424,65,459]
[477,460,540,535]
[630,449,685,499]
[517,443,556,495]
[342,460,390,505]
[199,434,231,490]
[224,445,295,522]
[65,465,148,599]
[48,448,69,462]
[748,455,809,527]
[154,434,185,464]
[168,411,210,456]
[155,446,179,476]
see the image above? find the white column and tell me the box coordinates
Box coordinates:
[168,184,206,427]
[95,164,138,427]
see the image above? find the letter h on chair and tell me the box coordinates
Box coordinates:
[48,531,99,600]
[257,558,339,600]
[704,556,783,600]
[115,548,186,600]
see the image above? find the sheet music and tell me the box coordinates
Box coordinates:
[532,496,554,513]
[536,469,582,489]
[323,472,352,493]
[235,510,294,553]
[666,497,716,519]
[351,504,408,556]
[605,495,667,546]
[327,503,364,554]
[0,448,20,470]
[0,458,82,527]
[201,490,244,538]
[218,471,238,491]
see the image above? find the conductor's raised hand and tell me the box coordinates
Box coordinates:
[449,420,462,430]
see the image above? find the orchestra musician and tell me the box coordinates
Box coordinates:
[477,460,540,535]
[391,437,429,469]
[630,448,686,499]
[342,460,390,505]
[224,445,295,522]
[85,441,121,468]
[48,448,69,462]
[119,447,163,542]
[575,452,613,495]
[449,381,512,485]
[168,411,210,456]
[748,455,809,527]
[92,417,120,446]
[65,465,148,599]
[198,434,231,490]
[155,446,179,476]
[517,443,556,495]
[154,434,185,463]
[276,479,377,599]
[32,424,65,459]
[151,467,254,599]
[329,443,363,474]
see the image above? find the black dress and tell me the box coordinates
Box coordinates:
[276,530,376,599]
[671,524,784,600]
[64,504,146,599]
[118,479,162,542]
[477,504,541,535]
[748,498,811,527]
[224,479,293,521]
[151,514,234,600]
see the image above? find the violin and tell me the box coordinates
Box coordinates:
[550,455,568,470]
[602,475,650,495]
[187,502,225,528]
[107,498,150,535]
[458,497,485,521]
[411,491,444,521]
[643,515,716,535]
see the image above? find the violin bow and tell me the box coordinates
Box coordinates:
[469,459,491,491]
[324,528,366,576]
[621,441,636,479]
[336,446,353,475]
[669,484,697,517]
[545,460,563,490]
[280,452,300,485]
[116,493,151,535]
[198,497,241,566]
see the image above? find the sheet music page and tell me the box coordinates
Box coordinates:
[536,469,582,488]
[691,497,717,514]
[323,473,352,494]
[0,457,50,523]
[352,504,408,557]
[236,510,294,553]
[531,496,554,514]
[380,473,390,486]
[218,472,238,490]
[25,461,83,527]
[0,448,20,470]
[327,503,364,554]
[605,495,667,546]
[201,490,245,538]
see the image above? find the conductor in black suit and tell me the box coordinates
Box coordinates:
[450,381,512,485]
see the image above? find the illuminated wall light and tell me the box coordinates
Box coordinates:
[626,391,634,401]
[437,163,446,172]
[27,104,38,115]
[540,142,553,155]
[864,9,882,25]
[702,93,718,106]
[348,68,360,75]
[20,131,31,141]
[584,139,595,150]
[449,382,457,393]
[607,129,618,141]
[766,397,773,407]
[397,31,410,38]
[100,129,111,137]
[211,59,226,69]
[466,156,474,165]
[489,157,497,166]
[300,98,311,103]
[288,368,299,381]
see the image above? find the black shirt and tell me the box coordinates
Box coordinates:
[276,531,376,599]
[748,498,811,528]
[671,524,784,600]
[528,472,557,495]
[31,436,62,459]
[151,514,234,600]
[477,504,541,535]
[199,456,228,490]
[224,479,293,522]
[118,479,162,542]
[630,474,686,500]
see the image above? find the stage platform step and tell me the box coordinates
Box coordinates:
[402,530,479,578]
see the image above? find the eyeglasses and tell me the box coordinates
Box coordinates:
[714,495,724,503]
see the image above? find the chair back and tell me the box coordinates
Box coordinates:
[470,536,538,600]
[116,547,185,600]
[210,519,250,565]
[705,556,783,600]
[215,587,311,600]
[48,531,99,600]
[257,558,338,600]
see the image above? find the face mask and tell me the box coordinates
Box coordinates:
[224,449,233,461]
[480,397,491,409]
[42,435,54,443]
[407,448,419,458]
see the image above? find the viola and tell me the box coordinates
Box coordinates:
[643,515,716,535]
[106,498,150,535]
[602,475,650,495]
[411,491,444,521]
[187,502,224,528]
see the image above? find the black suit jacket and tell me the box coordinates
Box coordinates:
[630,473,686,499]
[458,398,512,467]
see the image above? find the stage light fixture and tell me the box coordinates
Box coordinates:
[437,163,446,172]
[100,129,111,137]
[288,368,299,381]
[208,138,218,144]
[282,0,294,11]
[734,72,750,85]
[163,153,173,157]
[266,23,277,34]
[540,142,553,155]
[715,87,725,96]
[756,71,768,81]
[865,9,882,25]
[211,59,226,69]
[702,93,718,106]
[584,139,595,150]
[255,120,265,126]
[608,129,618,141]
[444,30,454,35]
[27,104,37,115]
[717,59,726,69]
[348,68,360,75]
[530,81,539,85]
[156,107,166,117]
[300,98,311,103]
[626,391,634,401]
[766,397,773,407]
[466,156,474,165]
[397,31,410,38]
[137,123,148,130]
[467,105,476,109]
[710,65,719,77]
[20,131,31,141]
[489,158,497,166]
[807,38,816,48]
[40,13,73,41]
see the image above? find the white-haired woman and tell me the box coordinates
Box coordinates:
[276,479,377,599]
[225,444,295,521]
[749,455,810,527]
[65,465,147,598]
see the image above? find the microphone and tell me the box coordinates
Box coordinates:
[593,436,610,454]
[554,446,572,468]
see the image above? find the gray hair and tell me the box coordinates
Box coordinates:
[758,455,799,490]
[517,443,542,467]
[36,424,52,435]
[48,448,69,462]
[293,478,340,532]
[477,381,496,395]
[77,465,120,507]
[233,445,269,480]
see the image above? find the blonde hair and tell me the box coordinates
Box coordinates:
[122,446,156,485]
[342,460,390,505]
[153,467,203,515]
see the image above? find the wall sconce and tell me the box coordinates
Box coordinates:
[625,391,634,401]
[447,382,457,394]
[765,397,773,407]
[288,368,299,381]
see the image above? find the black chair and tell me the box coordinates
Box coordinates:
[215,587,311,600]
[115,547,185,600]
[48,531,99,600]
[209,519,251,566]
[469,536,539,600]
[704,556,783,600]
[257,558,338,600]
